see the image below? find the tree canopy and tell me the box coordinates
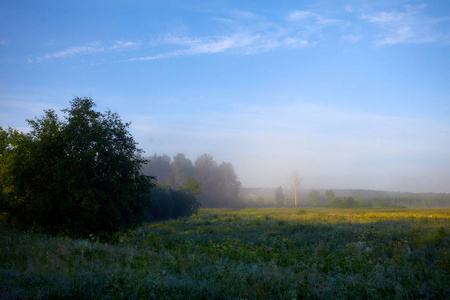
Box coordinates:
[0,97,154,235]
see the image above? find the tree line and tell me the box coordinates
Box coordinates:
[142,153,241,208]
[303,189,450,208]
[240,187,450,208]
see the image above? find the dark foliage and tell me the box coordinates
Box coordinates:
[0,97,155,235]
[146,186,200,221]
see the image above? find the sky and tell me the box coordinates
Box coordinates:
[1,0,450,193]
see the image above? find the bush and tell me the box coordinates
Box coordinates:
[147,186,200,221]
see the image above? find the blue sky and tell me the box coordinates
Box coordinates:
[1,0,450,192]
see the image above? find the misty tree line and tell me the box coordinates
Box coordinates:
[142,153,241,208]
[303,189,450,208]
[305,190,371,208]
[241,187,450,209]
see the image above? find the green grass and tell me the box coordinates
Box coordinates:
[1,208,449,299]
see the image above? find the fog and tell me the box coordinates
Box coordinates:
[130,103,450,193]
[2,99,449,194]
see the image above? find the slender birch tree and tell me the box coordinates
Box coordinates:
[291,171,301,208]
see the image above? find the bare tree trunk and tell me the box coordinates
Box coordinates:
[291,171,301,208]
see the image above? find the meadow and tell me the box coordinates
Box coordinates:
[1,208,448,299]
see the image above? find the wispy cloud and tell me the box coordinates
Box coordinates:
[284,9,339,45]
[30,8,339,63]
[287,10,336,25]
[131,29,311,61]
[166,34,258,54]
[39,40,137,61]
[129,9,331,62]
[130,34,256,61]
[43,45,105,59]
[360,5,450,45]
[32,4,444,63]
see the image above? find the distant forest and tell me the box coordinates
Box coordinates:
[241,188,450,209]
[142,153,241,208]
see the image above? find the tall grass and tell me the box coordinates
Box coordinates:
[1,208,448,299]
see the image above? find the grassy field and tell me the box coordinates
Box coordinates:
[1,208,449,299]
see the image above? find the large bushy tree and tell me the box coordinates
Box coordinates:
[0,97,154,234]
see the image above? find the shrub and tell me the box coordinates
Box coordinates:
[147,186,200,221]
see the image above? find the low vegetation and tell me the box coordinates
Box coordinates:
[1,208,448,299]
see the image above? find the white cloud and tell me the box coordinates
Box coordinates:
[361,11,404,23]
[40,40,137,60]
[283,37,310,47]
[32,8,337,63]
[43,45,105,59]
[131,30,312,61]
[287,10,336,25]
[168,34,258,54]
[112,40,137,48]
[131,34,257,61]
[287,10,314,21]
[128,8,335,62]
[360,5,450,45]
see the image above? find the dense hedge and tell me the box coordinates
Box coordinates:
[147,186,200,221]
